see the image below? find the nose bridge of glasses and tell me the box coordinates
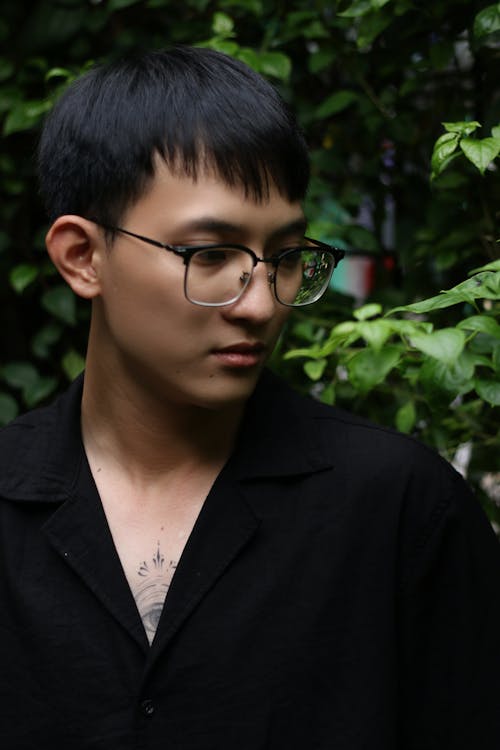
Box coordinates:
[233,254,276,309]
[250,254,277,284]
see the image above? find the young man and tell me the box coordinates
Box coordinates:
[0,47,499,749]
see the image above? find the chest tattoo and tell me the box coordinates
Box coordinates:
[133,542,177,644]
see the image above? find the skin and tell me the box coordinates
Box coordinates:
[45,163,306,643]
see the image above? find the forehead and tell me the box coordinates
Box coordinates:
[122,160,306,241]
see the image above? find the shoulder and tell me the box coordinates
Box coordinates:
[0,376,84,500]
[256,370,475,535]
[261,368,457,477]
[0,399,54,462]
[271,375,500,569]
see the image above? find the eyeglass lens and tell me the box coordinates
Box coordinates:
[185,247,335,307]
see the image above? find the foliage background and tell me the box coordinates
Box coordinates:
[0,0,499,517]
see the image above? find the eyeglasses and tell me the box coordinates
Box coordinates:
[95,223,345,308]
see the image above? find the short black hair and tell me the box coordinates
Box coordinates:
[37,46,310,227]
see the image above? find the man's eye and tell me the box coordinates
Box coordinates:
[278,250,303,269]
[191,248,229,265]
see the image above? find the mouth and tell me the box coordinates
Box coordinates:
[212,342,267,368]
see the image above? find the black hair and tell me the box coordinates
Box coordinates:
[37,46,310,227]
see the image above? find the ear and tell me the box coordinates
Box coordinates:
[45,215,103,299]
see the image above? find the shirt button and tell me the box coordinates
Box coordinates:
[141,699,155,717]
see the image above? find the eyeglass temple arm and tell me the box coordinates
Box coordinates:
[89,222,194,260]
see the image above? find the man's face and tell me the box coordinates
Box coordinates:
[90,163,306,411]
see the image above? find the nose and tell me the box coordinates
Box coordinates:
[221,262,277,324]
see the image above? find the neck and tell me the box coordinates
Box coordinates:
[81,358,245,486]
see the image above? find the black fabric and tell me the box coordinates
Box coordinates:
[1,370,499,749]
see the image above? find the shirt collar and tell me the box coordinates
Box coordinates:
[0,374,85,503]
[0,369,333,503]
[230,369,333,480]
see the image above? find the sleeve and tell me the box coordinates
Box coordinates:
[397,464,500,749]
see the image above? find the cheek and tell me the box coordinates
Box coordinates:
[99,261,205,348]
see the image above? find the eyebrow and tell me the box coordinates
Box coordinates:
[174,216,308,241]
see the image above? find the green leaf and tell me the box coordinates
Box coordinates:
[460,136,500,174]
[0,58,14,82]
[9,263,38,293]
[457,315,500,339]
[62,350,85,381]
[319,383,335,406]
[1,361,39,389]
[315,90,358,119]
[338,0,371,18]
[290,319,318,343]
[431,132,459,177]
[454,271,500,300]
[3,99,52,135]
[492,125,500,139]
[493,342,500,372]
[442,120,481,136]
[474,378,500,406]
[386,319,433,337]
[389,271,500,314]
[301,19,329,39]
[353,303,382,321]
[308,48,336,74]
[395,400,416,434]
[31,322,63,359]
[0,392,19,426]
[235,48,260,72]
[212,11,234,36]
[483,271,500,297]
[22,376,57,408]
[473,4,500,41]
[333,321,358,335]
[45,67,74,83]
[466,352,495,370]
[409,328,465,364]
[283,344,323,360]
[419,355,475,396]
[41,285,77,325]
[390,293,457,315]
[218,0,262,13]
[358,320,393,351]
[204,39,239,56]
[357,11,393,47]
[347,346,401,393]
[304,358,327,381]
[108,0,143,9]
[258,52,291,81]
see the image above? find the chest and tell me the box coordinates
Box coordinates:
[97,491,206,644]
[86,457,224,643]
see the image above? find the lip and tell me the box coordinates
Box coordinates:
[212,342,267,368]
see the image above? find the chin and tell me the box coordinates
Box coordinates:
[189,369,262,411]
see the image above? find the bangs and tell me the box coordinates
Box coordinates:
[38,47,309,227]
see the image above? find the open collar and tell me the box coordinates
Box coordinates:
[230,369,333,480]
[0,369,333,504]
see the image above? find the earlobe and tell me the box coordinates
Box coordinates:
[45,216,102,299]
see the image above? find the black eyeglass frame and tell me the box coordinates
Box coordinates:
[93,222,345,308]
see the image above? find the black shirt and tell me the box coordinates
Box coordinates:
[1,371,499,749]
